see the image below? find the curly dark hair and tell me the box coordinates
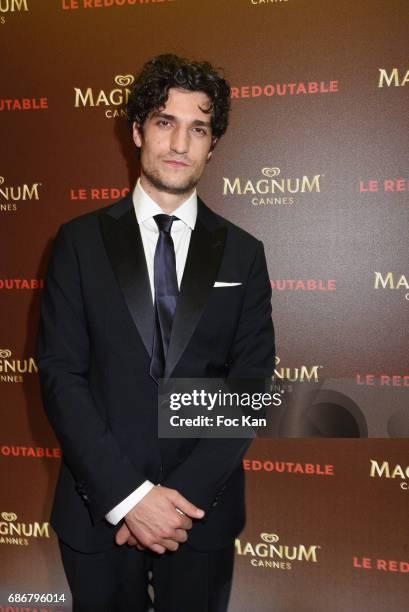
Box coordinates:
[126,54,231,149]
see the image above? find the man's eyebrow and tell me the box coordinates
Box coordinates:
[151,111,211,127]
[151,111,174,121]
[191,118,212,128]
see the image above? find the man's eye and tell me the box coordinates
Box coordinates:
[157,120,170,127]
[193,127,207,135]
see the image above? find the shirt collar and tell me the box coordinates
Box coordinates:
[132,178,197,230]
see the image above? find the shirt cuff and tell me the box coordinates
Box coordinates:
[105,480,155,525]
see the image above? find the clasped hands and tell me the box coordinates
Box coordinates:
[115,485,204,554]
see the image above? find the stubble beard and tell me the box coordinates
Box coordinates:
[140,160,201,196]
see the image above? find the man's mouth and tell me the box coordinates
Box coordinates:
[163,160,190,167]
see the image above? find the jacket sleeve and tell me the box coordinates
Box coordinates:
[36,223,146,523]
[162,240,275,514]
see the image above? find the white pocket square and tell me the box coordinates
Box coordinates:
[213,281,242,287]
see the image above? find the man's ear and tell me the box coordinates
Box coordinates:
[132,121,142,148]
[207,138,218,162]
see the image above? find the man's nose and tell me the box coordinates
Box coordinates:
[170,126,189,154]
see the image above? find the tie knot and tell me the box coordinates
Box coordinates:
[153,214,178,234]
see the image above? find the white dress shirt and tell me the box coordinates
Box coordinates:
[105,179,197,525]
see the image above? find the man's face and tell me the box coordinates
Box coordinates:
[132,87,215,196]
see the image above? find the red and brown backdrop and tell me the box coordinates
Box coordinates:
[1,1,408,610]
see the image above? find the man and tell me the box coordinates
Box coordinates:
[37,54,275,611]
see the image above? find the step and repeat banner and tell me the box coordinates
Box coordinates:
[1,1,408,610]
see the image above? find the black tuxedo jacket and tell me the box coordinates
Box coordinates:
[36,193,275,554]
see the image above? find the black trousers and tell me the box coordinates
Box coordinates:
[59,538,235,612]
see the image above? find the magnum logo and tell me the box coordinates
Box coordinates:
[370,459,409,491]
[0,348,38,383]
[235,531,320,569]
[223,166,323,206]
[0,0,28,23]
[74,74,134,119]
[378,68,409,88]
[0,175,42,212]
[374,272,409,301]
[274,355,321,382]
[0,512,50,546]
[0,0,28,11]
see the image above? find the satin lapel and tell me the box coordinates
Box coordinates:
[164,214,227,379]
[98,198,154,357]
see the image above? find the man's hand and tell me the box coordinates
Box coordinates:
[115,523,145,550]
[115,485,204,554]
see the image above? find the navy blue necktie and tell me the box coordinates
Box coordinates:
[149,214,179,382]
